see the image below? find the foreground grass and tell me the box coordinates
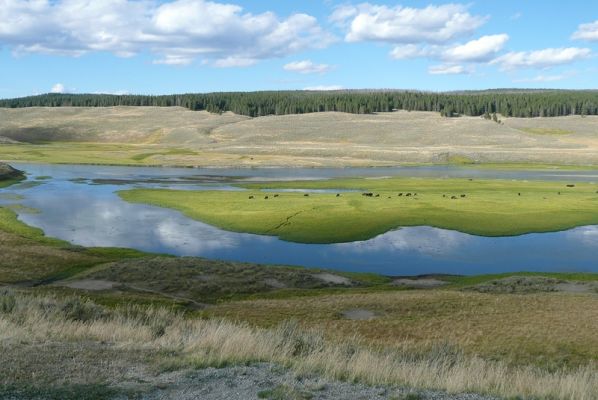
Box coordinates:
[205,289,598,370]
[2,289,597,400]
[119,176,598,243]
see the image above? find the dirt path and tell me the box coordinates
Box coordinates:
[140,364,499,400]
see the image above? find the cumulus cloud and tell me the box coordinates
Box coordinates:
[491,47,591,70]
[303,85,344,91]
[50,83,66,93]
[391,34,508,64]
[442,34,509,62]
[0,0,335,67]
[284,60,333,74]
[331,3,487,44]
[572,20,598,41]
[428,64,469,75]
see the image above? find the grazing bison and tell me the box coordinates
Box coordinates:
[248,196,254,199]
[461,194,466,198]
[304,193,310,197]
[264,196,269,199]
[375,194,380,197]
[451,196,457,199]
[406,193,412,197]
[336,193,341,197]
[274,194,279,198]
[566,184,575,188]
[362,192,374,197]
[398,193,403,196]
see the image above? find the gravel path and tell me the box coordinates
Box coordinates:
[141,364,499,400]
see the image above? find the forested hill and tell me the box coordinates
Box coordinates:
[1,90,597,118]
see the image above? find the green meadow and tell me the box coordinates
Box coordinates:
[119,176,598,243]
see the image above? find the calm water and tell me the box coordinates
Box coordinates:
[1,163,597,276]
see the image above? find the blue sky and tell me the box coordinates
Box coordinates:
[1,0,597,98]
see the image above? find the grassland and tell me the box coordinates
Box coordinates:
[119,176,598,243]
[2,107,598,167]
[1,196,598,399]
[2,288,597,400]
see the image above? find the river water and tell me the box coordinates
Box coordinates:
[1,163,597,276]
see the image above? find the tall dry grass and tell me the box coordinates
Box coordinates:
[1,289,596,400]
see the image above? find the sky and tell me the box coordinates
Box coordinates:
[0,0,597,98]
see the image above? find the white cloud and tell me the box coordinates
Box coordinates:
[390,44,432,60]
[442,34,509,62]
[92,90,131,95]
[212,57,257,68]
[510,12,522,20]
[572,20,598,41]
[50,83,66,93]
[428,64,469,75]
[331,3,487,44]
[513,74,566,83]
[0,0,335,67]
[303,85,344,91]
[284,60,332,74]
[491,47,591,70]
[152,55,194,66]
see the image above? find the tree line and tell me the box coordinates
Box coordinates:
[1,90,596,118]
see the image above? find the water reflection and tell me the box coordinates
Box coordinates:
[337,227,470,256]
[1,163,597,275]
[566,226,598,248]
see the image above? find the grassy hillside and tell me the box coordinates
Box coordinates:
[119,176,598,243]
[1,107,598,167]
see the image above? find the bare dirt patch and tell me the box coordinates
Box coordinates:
[63,279,117,291]
[392,278,449,289]
[341,309,377,321]
[313,273,352,286]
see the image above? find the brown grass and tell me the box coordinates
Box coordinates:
[2,107,598,166]
[203,290,598,369]
[1,289,596,399]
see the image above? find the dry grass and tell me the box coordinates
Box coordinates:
[1,107,598,166]
[1,289,596,399]
[0,107,248,144]
[204,290,598,370]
